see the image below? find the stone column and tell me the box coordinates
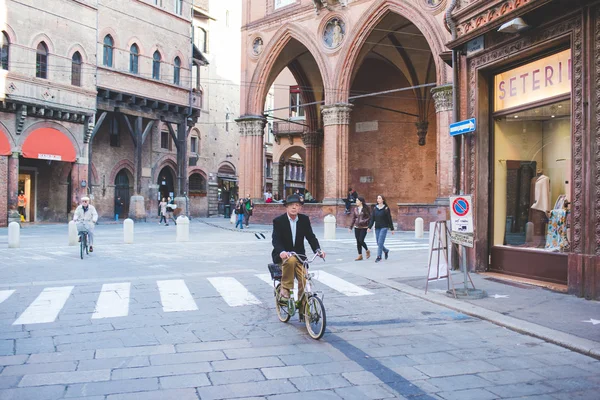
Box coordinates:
[431,84,454,200]
[302,131,322,200]
[321,103,352,204]
[236,115,266,199]
[7,152,20,223]
[271,162,284,200]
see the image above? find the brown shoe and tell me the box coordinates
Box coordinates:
[366,250,371,259]
[279,288,290,300]
[355,255,363,261]
[89,246,93,253]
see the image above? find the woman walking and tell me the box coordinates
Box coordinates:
[158,198,168,225]
[348,197,371,261]
[368,194,395,263]
[234,198,245,229]
[166,196,177,225]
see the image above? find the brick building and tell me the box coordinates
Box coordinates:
[0,0,240,225]
[238,0,454,228]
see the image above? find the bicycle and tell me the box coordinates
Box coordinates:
[75,222,89,259]
[267,251,327,340]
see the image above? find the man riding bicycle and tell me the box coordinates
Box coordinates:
[73,196,98,252]
[272,194,326,311]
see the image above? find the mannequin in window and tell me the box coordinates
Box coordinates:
[528,170,550,244]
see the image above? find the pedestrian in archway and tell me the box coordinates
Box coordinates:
[235,198,245,229]
[368,194,394,263]
[159,198,168,225]
[349,196,371,261]
[17,191,27,221]
[166,196,177,225]
[114,196,123,221]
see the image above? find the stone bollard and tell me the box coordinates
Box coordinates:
[176,216,190,242]
[415,217,424,239]
[324,214,336,240]
[124,218,134,244]
[525,222,534,243]
[8,222,19,248]
[68,221,78,246]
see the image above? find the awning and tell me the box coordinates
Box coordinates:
[193,45,209,66]
[0,128,10,156]
[22,128,77,162]
[217,174,238,182]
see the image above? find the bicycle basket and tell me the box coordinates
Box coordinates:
[268,263,282,280]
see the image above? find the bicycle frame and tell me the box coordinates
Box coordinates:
[273,252,324,315]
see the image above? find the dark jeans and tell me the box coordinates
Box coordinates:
[243,213,251,226]
[343,199,352,211]
[236,213,244,229]
[159,215,167,224]
[354,228,368,254]
[18,206,25,217]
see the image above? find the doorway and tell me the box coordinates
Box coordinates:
[114,169,131,218]
[18,172,35,222]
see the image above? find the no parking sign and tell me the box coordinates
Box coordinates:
[450,195,473,234]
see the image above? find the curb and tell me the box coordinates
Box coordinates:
[374,277,600,360]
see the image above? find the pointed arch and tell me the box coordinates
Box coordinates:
[334,0,449,103]
[246,23,332,115]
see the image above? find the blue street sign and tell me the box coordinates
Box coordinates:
[449,118,476,136]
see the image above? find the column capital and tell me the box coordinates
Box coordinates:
[322,103,353,126]
[415,121,429,146]
[302,131,323,147]
[235,115,266,136]
[430,84,453,113]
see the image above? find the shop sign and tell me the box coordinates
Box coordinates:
[38,153,62,161]
[450,231,474,248]
[450,118,476,136]
[466,36,485,57]
[450,195,473,234]
[494,49,571,111]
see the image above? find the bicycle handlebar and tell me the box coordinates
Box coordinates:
[286,251,325,263]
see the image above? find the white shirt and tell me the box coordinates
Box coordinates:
[288,213,297,247]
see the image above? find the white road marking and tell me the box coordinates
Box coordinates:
[48,251,70,256]
[157,280,198,312]
[256,274,298,301]
[92,283,131,319]
[208,277,261,307]
[0,290,15,304]
[582,318,600,325]
[312,271,373,296]
[491,294,509,299]
[13,286,74,325]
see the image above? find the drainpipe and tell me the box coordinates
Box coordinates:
[185,0,196,217]
[446,0,460,195]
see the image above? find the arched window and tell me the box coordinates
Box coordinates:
[36,42,48,79]
[152,50,161,80]
[103,35,114,67]
[175,0,183,15]
[129,44,139,74]
[71,51,82,86]
[195,27,207,53]
[173,57,181,85]
[189,173,206,193]
[0,31,9,70]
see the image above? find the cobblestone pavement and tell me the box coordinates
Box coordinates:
[0,220,598,399]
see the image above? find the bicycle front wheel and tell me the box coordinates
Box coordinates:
[80,236,84,259]
[274,284,290,323]
[304,295,326,340]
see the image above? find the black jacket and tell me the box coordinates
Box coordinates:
[368,205,394,230]
[272,213,320,264]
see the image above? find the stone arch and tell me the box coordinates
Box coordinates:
[66,44,89,63]
[31,33,56,54]
[108,159,135,185]
[18,121,82,158]
[153,155,178,184]
[0,120,17,150]
[334,0,449,102]
[1,23,17,44]
[246,23,332,115]
[150,45,165,60]
[274,143,306,164]
[188,167,208,178]
[126,37,145,56]
[171,50,187,68]
[98,28,120,50]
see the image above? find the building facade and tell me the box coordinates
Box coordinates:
[447,0,600,299]
[0,0,240,224]
[239,0,454,227]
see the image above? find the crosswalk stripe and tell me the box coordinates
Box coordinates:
[0,290,15,304]
[256,274,299,301]
[157,280,198,312]
[312,271,373,296]
[208,277,261,307]
[92,283,130,319]
[13,286,74,325]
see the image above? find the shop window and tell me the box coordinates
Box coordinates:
[71,51,82,86]
[289,86,305,118]
[160,130,172,150]
[36,42,48,79]
[173,56,181,85]
[152,51,161,80]
[1,31,9,70]
[103,35,113,67]
[129,44,139,74]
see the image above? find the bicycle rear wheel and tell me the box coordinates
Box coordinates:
[304,295,326,340]
[274,283,291,323]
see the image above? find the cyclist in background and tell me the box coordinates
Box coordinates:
[73,196,98,252]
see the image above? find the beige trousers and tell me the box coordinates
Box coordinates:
[281,256,306,304]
